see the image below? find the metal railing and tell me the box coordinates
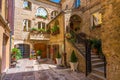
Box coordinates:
[66,28,106,77]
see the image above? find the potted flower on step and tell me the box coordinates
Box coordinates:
[37,50,42,60]
[56,52,62,65]
[91,39,101,54]
[70,50,78,71]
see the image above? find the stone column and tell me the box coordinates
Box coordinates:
[101,0,120,80]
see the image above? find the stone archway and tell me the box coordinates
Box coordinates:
[69,15,82,32]
[15,44,30,58]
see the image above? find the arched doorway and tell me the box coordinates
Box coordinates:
[15,44,30,58]
[69,15,82,32]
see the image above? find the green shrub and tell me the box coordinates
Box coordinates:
[70,50,78,62]
[11,48,22,60]
[12,48,18,53]
[37,50,42,56]
[30,28,37,31]
[56,52,61,58]
[51,25,59,33]
[91,39,102,53]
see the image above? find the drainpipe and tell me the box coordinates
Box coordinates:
[63,11,67,67]
[9,31,12,68]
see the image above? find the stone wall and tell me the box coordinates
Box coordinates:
[48,12,65,54]
[14,0,61,53]
[66,41,86,72]
[101,0,120,80]
[14,0,60,40]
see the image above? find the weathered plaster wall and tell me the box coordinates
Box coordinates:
[49,13,64,53]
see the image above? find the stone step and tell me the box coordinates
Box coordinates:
[91,55,99,59]
[91,58,103,63]
[92,67,105,77]
[88,73,106,80]
[92,62,104,68]
[77,46,85,49]
[76,44,84,46]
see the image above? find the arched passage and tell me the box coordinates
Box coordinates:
[15,44,30,58]
[69,15,82,32]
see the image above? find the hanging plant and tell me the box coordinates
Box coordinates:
[38,28,46,33]
[66,33,72,39]
[51,25,60,35]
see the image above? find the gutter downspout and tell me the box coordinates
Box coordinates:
[63,11,67,67]
[9,31,12,68]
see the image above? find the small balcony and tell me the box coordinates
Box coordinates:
[29,28,50,40]
[30,32,50,41]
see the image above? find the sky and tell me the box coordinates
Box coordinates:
[50,0,61,3]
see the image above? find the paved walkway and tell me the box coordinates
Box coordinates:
[3,59,90,80]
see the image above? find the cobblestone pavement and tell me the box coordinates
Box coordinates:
[3,59,90,80]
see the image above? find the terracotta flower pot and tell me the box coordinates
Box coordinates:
[92,48,98,54]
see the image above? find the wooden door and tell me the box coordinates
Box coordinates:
[52,44,59,62]
[34,43,47,58]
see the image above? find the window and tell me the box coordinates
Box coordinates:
[23,19,31,31]
[38,22,46,30]
[51,11,58,19]
[35,7,48,19]
[74,0,80,8]
[23,0,31,10]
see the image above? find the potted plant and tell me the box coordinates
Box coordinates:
[30,28,38,33]
[91,39,101,54]
[38,28,46,33]
[12,48,18,54]
[70,50,78,71]
[66,33,72,39]
[56,52,62,65]
[36,50,42,59]
[11,48,22,61]
[29,55,34,60]
[51,25,60,35]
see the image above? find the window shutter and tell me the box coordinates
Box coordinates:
[28,20,31,31]
[26,20,29,31]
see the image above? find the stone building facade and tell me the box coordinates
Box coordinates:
[13,0,120,80]
[101,0,120,80]
[0,0,12,79]
[14,0,61,58]
[60,0,120,80]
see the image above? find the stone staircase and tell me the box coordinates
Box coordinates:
[67,31,106,80]
[88,54,106,80]
[74,43,106,80]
